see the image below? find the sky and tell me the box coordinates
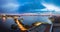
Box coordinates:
[0,0,60,13]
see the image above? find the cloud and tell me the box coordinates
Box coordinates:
[1,2,33,11]
[28,2,60,12]
[2,3,20,11]
[41,2,60,11]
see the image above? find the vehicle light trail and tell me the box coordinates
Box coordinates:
[14,18,28,32]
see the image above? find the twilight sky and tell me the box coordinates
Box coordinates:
[0,0,60,13]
